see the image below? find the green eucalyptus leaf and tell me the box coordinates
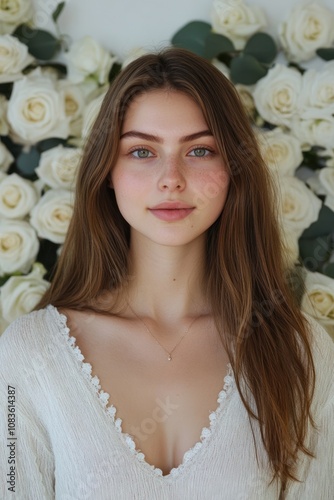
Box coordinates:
[37,138,66,153]
[171,21,212,57]
[1,136,22,159]
[302,148,328,170]
[0,275,11,287]
[0,82,13,100]
[230,54,267,84]
[204,33,234,59]
[217,52,233,66]
[36,239,59,279]
[108,62,122,82]
[12,23,32,42]
[52,1,65,23]
[244,32,277,64]
[316,48,334,61]
[27,30,61,60]
[322,262,334,279]
[301,205,334,239]
[16,147,40,177]
[13,25,61,60]
[299,236,331,272]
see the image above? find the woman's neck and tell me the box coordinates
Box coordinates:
[125,233,209,322]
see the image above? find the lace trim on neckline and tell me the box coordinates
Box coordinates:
[50,304,235,479]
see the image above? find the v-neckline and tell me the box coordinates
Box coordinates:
[49,304,235,480]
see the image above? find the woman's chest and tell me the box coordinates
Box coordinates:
[97,358,230,475]
[67,313,230,476]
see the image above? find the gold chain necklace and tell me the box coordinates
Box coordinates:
[127,302,200,361]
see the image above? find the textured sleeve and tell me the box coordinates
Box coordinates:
[0,403,55,499]
[0,320,55,499]
[284,396,334,500]
[284,314,334,500]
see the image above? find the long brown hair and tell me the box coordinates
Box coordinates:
[38,48,315,490]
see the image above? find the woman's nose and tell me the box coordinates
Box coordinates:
[158,157,186,192]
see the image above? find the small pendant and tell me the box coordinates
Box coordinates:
[168,355,172,361]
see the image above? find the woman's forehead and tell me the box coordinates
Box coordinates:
[121,90,208,134]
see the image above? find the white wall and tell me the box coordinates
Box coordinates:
[35,0,334,60]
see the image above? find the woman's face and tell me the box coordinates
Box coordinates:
[111,90,230,248]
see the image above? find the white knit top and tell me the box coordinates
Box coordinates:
[0,305,333,499]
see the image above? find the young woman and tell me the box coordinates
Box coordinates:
[0,48,333,499]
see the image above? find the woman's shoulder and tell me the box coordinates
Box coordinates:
[302,312,334,408]
[0,305,64,378]
[303,312,334,365]
[1,305,53,344]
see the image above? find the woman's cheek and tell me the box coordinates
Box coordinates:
[191,169,229,210]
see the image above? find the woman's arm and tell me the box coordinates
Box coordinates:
[0,320,55,499]
[0,397,55,499]
[284,395,334,499]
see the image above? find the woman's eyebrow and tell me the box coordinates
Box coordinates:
[120,130,213,143]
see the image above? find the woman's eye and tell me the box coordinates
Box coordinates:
[131,148,153,158]
[188,148,211,157]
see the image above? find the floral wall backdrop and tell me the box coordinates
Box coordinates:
[0,0,334,340]
[33,0,334,61]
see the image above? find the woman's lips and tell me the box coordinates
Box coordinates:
[148,202,195,221]
[149,208,194,221]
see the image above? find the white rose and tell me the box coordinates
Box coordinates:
[30,188,74,244]
[319,167,334,197]
[235,84,255,117]
[0,139,13,172]
[0,219,39,276]
[0,171,7,183]
[36,145,82,190]
[56,244,63,257]
[58,81,86,138]
[33,177,44,196]
[0,94,9,135]
[278,175,322,238]
[324,195,334,212]
[77,77,100,99]
[0,263,50,323]
[320,149,334,168]
[253,65,302,127]
[0,303,9,335]
[82,91,107,139]
[58,80,85,121]
[212,58,230,79]
[257,128,303,176]
[0,0,33,34]
[280,228,300,268]
[0,173,38,219]
[7,68,69,145]
[304,169,326,197]
[0,34,34,83]
[211,0,266,50]
[326,152,334,168]
[279,2,334,63]
[299,63,334,120]
[66,36,118,85]
[122,47,148,68]
[292,117,334,149]
[301,271,334,340]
